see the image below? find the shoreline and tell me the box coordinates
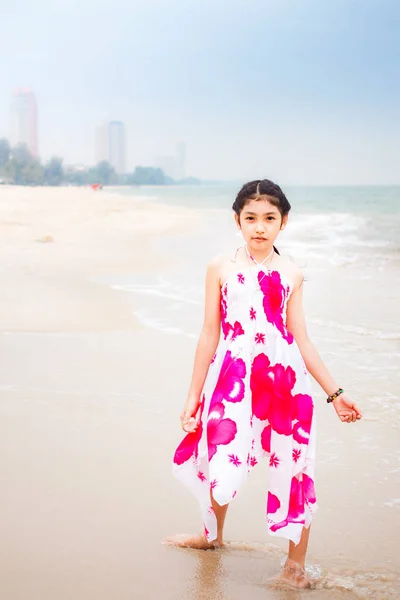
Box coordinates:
[0,185,201,332]
[0,185,399,599]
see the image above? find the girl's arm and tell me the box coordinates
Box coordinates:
[181,258,222,431]
[286,277,362,423]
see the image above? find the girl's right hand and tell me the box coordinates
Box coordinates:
[180,396,201,433]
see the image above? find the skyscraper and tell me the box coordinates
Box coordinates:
[11,89,38,157]
[95,121,126,174]
[108,121,126,174]
[95,123,109,164]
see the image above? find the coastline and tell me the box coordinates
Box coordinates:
[0,185,201,332]
[0,185,399,599]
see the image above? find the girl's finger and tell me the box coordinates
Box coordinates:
[338,410,350,417]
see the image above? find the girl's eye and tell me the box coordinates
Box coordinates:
[246,217,254,221]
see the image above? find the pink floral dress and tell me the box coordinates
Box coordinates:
[173,249,318,545]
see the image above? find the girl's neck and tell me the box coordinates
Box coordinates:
[245,243,275,264]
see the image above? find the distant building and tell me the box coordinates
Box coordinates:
[108,121,126,174]
[155,142,187,181]
[95,123,109,164]
[11,89,38,157]
[95,121,126,174]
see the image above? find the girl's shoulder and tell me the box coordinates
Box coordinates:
[274,253,304,291]
[207,252,237,287]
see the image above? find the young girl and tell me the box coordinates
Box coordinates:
[169,179,362,588]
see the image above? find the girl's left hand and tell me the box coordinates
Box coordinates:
[332,393,362,423]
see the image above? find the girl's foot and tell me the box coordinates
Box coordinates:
[162,533,223,550]
[269,558,311,589]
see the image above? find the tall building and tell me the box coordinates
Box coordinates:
[95,121,126,174]
[108,121,126,174]
[95,123,109,164]
[11,89,38,157]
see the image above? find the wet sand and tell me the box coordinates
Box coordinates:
[0,186,399,599]
[0,185,198,331]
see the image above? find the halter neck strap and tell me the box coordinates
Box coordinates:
[231,247,241,262]
[245,244,274,266]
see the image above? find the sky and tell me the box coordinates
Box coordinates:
[0,0,399,184]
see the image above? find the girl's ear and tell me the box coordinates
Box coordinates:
[234,213,241,229]
[280,215,289,231]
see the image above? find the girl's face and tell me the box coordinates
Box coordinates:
[235,198,287,251]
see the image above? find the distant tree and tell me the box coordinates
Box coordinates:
[0,139,10,167]
[0,142,199,187]
[21,160,44,186]
[128,166,168,185]
[8,144,44,185]
[63,169,89,186]
[44,157,64,186]
[88,161,117,185]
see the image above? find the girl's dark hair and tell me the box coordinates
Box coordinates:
[232,179,291,255]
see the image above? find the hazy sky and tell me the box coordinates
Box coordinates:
[0,0,399,183]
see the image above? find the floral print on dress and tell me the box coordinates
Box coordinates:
[292,448,302,463]
[228,454,242,467]
[207,402,237,461]
[261,425,271,452]
[250,353,313,444]
[173,421,203,466]
[267,492,281,514]
[269,452,280,468]
[209,350,247,410]
[269,474,317,533]
[173,251,317,546]
[258,270,294,344]
[221,292,245,341]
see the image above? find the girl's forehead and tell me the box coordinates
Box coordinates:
[243,198,279,214]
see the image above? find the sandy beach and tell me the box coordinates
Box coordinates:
[0,185,399,600]
[0,186,199,332]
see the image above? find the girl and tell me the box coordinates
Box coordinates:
[169,179,362,588]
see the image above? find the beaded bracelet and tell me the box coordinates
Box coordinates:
[326,388,344,403]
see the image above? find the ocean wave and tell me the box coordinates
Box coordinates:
[133,308,196,338]
[310,318,400,341]
[225,542,399,598]
[276,212,398,264]
[111,281,201,306]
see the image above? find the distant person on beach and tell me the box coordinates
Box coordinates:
[166,179,362,588]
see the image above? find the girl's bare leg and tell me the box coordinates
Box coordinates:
[163,494,228,549]
[211,494,229,545]
[275,526,311,588]
[288,524,310,568]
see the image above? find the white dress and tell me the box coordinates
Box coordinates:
[173,248,318,544]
